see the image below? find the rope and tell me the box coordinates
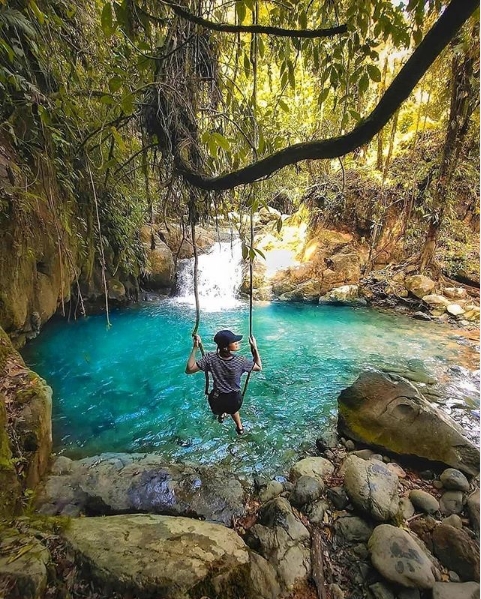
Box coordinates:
[242,202,255,398]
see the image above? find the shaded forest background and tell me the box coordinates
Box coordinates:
[0,0,479,315]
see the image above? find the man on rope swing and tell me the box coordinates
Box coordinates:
[185,330,262,435]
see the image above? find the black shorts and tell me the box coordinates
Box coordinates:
[208,389,243,415]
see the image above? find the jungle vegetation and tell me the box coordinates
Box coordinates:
[0,0,479,281]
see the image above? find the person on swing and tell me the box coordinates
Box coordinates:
[185,329,262,435]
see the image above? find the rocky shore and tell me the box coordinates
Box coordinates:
[1,369,479,599]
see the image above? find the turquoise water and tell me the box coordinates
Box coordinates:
[21,300,472,476]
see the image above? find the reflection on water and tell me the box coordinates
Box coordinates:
[21,300,479,476]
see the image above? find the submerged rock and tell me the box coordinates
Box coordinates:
[337,371,480,476]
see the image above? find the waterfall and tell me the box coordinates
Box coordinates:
[175,240,243,310]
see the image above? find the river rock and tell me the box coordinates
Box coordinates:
[405,275,436,298]
[447,304,465,317]
[246,497,310,592]
[432,581,480,599]
[289,457,334,482]
[443,287,468,300]
[63,514,263,599]
[289,475,323,508]
[0,530,50,599]
[335,516,373,543]
[442,514,463,528]
[399,497,415,520]
[409,490,439,515]
[337,371,480,476]
[307,500,328,525]
[343,455,399,521]
[259,481,284,504]
[466,489,480,534]
[368,524,436,589]
[327,486,349,510]
[439,468,470,491]
[37,453,246,525]
[319,285,360,304]
[432,524,480,581]
[439,490,464,515]
[142,236,175,290]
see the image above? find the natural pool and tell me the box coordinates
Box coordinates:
[21,299,478,477]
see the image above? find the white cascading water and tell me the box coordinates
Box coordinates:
[175,239,243,310]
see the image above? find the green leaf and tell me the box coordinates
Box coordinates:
[367,64,381,82]
[108,76,123,93]
[111,126,126,151]
[242,243,248,260]
[99,94,114,105]
[254,247,266,259]
[358,72,369,94]
[121,93,134,113]
[287,60,295,89]
[318,88,329,105]
[258,36,265,59]
[243,52,250,77]
[299,10,307,29]
[349,109,361,121]
[101,3,114,36]
[211,132,230,152]
[29,0,45,24]
[278,98,289,112]
[236,1,246,24]
[276,217,283,233]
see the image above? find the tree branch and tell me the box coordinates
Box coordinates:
[176,0,478,191]
[159,0,347,38]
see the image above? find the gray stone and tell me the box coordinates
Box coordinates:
[409,490,440,514]
[344,439,355,451]
[63,514,256,599]
[289,457,334,482]
[399,497,416,520]
[36,453,246,525]
[439,490,464,515]
[352,543,369,559]
[405,275,436,298]
[335,516,373,543]
[248,552,281,599]
[368,524,436,589]
[432,524,480,582]
[369,581,396,599]
[289,475,323,508]
[0,531,50,599]
[398,589,421,599]
[343,456,399,521]
[50,456,73,475]
[432,581,480,599]
[466,489,480,535]
[337,372,480,476]
[442,514,463,529]
[259,481,284,504]
[329,583,345,599]
[247,498,310,592]
[449,571,461,582]
[440,468,470,491]
[352,449,374,460]
[327,486,349,510]
[307,500,328,525]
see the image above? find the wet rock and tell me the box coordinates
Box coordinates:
[439,468,470,491]
[64,514,258,599]
[413,311,432,321]
[37,453,246,525]
[439,490,464,515]
[352,449,374,460]
[432,524,480,582]
[385,462,406,478]
[289,457,334,482]
[248,552,281,599]
[337,371,480,476]
[432,581,480,599]
[368,524,436,589]
[50,455,73,475]
[343,456,399,522]
[289,475,323,509]
[409,490,439,515]
[369,581,396,599]
[319,285,360,304]
[329,582,345,598]
[408,516,437,552]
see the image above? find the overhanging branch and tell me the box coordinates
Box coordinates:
[176,0,478,191]
[159,0,347,38]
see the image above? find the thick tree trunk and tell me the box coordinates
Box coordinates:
[419,25,478,270]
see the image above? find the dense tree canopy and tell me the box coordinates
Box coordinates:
[0,0,479,273]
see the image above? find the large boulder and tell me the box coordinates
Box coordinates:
[37,453,246,525]
[63,514,260,599]
[405,275,436,299]
[432,524,480,582]
[337,372,479,476]
[142,234,175,290]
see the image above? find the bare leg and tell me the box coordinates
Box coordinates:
[231,412,243,432]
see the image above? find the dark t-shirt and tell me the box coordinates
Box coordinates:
[196,352,254,393]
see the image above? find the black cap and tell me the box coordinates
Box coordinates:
[214,329,243,348]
